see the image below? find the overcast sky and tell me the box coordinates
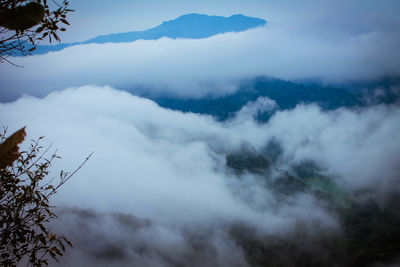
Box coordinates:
[60,0,295,42]
[58,0,400,42]
[1,0,400,101]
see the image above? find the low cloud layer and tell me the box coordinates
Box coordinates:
[1,0,400,101]
[0,86,336,226]
[1,85,400,265]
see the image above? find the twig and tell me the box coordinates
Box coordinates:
[47,152,93,197]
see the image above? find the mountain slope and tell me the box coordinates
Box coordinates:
[31,13,266,55]
[147,76,400,122]
[148,77,364,121]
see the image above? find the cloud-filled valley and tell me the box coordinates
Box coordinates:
[1,85,400,266]
[1,1,400,265]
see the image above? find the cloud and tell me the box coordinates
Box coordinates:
[1,2,400,264]
[1,85,400,265]
[0,86,335,226]
[264,104,400,192]
[1,0,400,101]
[231,96,277,123]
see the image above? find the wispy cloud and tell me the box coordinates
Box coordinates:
[1,85,399,265]
[1,0,400,101]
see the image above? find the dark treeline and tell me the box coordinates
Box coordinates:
[149,76,400,121]
[225,142,400,267]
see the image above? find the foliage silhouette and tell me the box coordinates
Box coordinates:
[0,0,72,64]
[0,127,91,266]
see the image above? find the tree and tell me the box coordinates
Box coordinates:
[0,127,91,266]
[0,0,73,64]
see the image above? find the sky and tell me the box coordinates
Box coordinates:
[1,0,400,266]
[1,0,400,101]
[61,0,400,42]
[60,0,296,42]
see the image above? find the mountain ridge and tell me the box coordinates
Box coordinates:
[145,76,400,122]
[30,13,266,55]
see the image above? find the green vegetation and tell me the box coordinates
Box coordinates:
[0,128,90,266]
[151,76,400,122]
[229,195,400,267]
[226,143,400,267]
[1,1,77,264]
[0,0,72,63]
[152,77,364,121]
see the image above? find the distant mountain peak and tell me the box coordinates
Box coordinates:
[30,13,267,55]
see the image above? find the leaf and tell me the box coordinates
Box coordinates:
[57,239,66,251]
[49,250,56,259]
[62,237,73,248]
[0,127,26,169]
[35,25,45,33]
[60,18,70,25]
[38,223,48,235]
[0,3,45,31]
[39,234,47,245]
[52,246,62,256]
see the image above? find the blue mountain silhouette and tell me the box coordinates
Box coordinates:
[31,13,266,55]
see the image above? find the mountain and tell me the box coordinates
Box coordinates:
[144,76,400,122]
[147,77,364,121]
[30,13,266,55]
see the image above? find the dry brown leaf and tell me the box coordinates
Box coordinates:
[0,127,26,169]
